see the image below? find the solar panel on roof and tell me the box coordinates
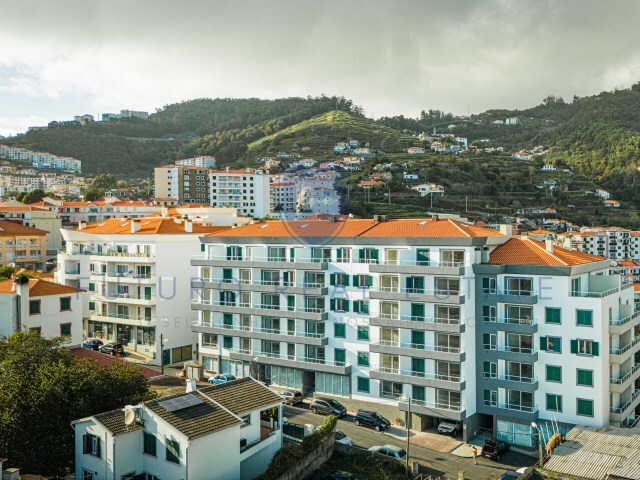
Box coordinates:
[158,394,203,412]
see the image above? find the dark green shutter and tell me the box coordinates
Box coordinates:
[358,249,365,261]
[570,339,578,354]
[200,243,205,252]
[353,301,360,314]
[290,247,295,260]
[330,298,336,311]
[367,275,373,287]
[330,273,335,286]
[344,300,350,312]
[353,275,360,287]
[539,336,547,351]
[361,301,369,314]
[592,341,599,356]
[372,249,379,262]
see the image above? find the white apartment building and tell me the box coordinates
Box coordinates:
[176,156,217,168]
[191,218,639,447]
[565,227,635,261]
[0,144,81,173]
[297,186,340,215]
[72,377,283,480]
[0,277,86,346]
[270,181,298,213]
[154,165,210,204]
[209,168,271,218]
[57,217,230,365]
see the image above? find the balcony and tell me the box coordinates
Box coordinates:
[610,364,640,393]
[398,398,466,421]
[191,300,328,321]
[484,374,539,392]
[192,321,328,346]
[93,292,155,305]
[610,337,640,363]
[89,311,156,327]
[370,367,465,391]
[485,289,538,305]
[369,314,464,333]
[610,390,640,423]
[484,317,538,334]
[88,252,155,263]
[369,287,465,305]
[610,311,640,334]
[193,278,328,296]
[496,345,538,362]
[227,349,350,375]
[369,340,464,362]
[191,255,328,270]
[92,271,155,283]
[370,260,465,276]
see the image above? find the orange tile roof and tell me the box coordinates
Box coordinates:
[206,218,503,239]
[488,238,605,266]
[0,206,50,212]
[0,220,48,236]
[634,283,640,292]
[616,260,640,267]
[14,268,54,279]
[528,228,554,235]
[0,279,84,297]
[78,217,231,235]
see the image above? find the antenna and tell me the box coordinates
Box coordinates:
[124,406,135,426]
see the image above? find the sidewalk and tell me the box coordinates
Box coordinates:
[383,427,462,454]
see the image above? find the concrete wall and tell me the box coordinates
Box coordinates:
[269,435,334,480]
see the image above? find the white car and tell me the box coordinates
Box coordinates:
[335,430,354,446]
[368,444,407,459]
[437,421,462,436]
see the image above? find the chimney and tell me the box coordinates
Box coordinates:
[545,234,554,254]
[186,378,197,393]
[130,220,141,234]
[174,217,182,224]
[78,221,86,230]
[13,276,30,332]
[185,220,193,233]
[499,224,513,237]
[225,166,230,172]
[161,206,168,218]
[564,235,573,251]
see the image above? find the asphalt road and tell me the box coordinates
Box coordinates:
[284,403,535,480]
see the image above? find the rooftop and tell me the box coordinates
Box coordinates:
[199,377,283,415]
[0,219,48,236]
[77,217,231,235]
[0,279,84,297]
[93,408,144,436]
[488,237,605,266]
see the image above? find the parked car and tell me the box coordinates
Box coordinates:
[278,390,304,405]
[313,471,356,480]
[499,471,520,480]
[335,430,354,446]
[310,398,347,417]
[207,373,236,384]
[81,339,103,351]
[353,410,391,431]
[437,421,462,436]
[482,437,510,460]
[368,444,407,459]
[99,343,124,356]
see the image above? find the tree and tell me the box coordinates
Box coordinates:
[380,135,401,153]
[91,173,117,190]
[83,188,104,201]
[19,189,46,204]
[0,331,155,476]
[0,265,15,280]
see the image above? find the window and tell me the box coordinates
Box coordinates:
[334,323,346,338]
[330,273,349,286]
[334,348,346,366]
[571,339,599,356]
[540,336,561,353]
[483,361,497,379]
[83,471,94,480]
[577,369,594,387]
[358,248,379,264]
[202,334,217,347]
[165,438,180,463]
[60,297,71,311]
[577,398,594,417]
[353,274,372,288]
[546,365,562,383]
[240,414,251,428]
[483,305,496,322]
[576,310,593,327]
[330,298,349,312]
[505,277,533,295]
[336,248,351,263]
[482,277,497,294]
[29,300,41,315]
[89,283,95,292]
[60,323,72,337]
[483,333,497,350]
[143,432,156,456]
[484,389,497,407]
[546,394,563,412]
[545,307,561,324]
[357,376,370,393]
[357,351,370,367]
[357,326,369,341]
[353,300,369,315]
[82,433,101,457]
[223,336,233,349]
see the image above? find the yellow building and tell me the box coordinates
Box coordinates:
[0,219,48,270]
[0,205,63,256]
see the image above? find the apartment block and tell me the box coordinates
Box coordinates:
[0,144,81,173]
[567,227,633,261]
[57,217,229,365]
[0,204,63,255]
[154,165,210,204]
[0,219,48,270]
[209,168,271,218]
[191,217,638,446]
[176,156,216,168]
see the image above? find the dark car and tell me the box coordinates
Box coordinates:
[482,437,510,461]
[354,410,391,432]
[81,339,104,351]
[313,471,357,480]
[310,398,347,417]
[100,343,125,356]
[499,471,520,480]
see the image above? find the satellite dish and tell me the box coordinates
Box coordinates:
[124,406,135,426]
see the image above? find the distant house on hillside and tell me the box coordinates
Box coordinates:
[505,117,520,125]
[595,188,611,199]
[353,147,371,156]
[493,119,504,124]
[412,183,444,196]
[403,172,419,180]
[406,146,425,154]
[358,180,382,189]
[542,164,556,171]
[333,143,348,153]
[604,199,621,208]
[512,151,531,160]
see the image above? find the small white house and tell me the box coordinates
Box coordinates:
[604,200,620,209]
[72,377,284,480]
[411,183,444,196]
[0,277,85,345]
[406,146,425,154]
[542,164,556,171]
[403,172,419,180]
[505,117,520,125]
[595,189,611,199]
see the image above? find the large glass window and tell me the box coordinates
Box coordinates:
[440,250,464,266]
[315,372,350,396]
[505,277,533,296]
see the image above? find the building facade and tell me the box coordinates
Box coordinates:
[0,220,48,270]
[191,218,638,446]
[209,168,271,218]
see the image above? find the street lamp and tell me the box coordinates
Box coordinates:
[531,422,543,467]
[160,334,168,375]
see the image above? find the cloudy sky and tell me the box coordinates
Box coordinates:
[1,0,639,136]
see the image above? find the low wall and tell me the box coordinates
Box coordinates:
[272,435,334,480]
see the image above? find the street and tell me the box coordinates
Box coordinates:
[284,403,535,480]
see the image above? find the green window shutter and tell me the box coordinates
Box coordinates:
[358,249,365,261]
[357,351,369,367]
[334,348,346,365]
[546,394,562,412]
[89,283,95,292]
[546,365,562,382]
[372,249,379,262]
[200,243,205,252]
[226,246,232,258]
[577,310,593,326]
[546,307,561,324]
[539,336,547,351]
[344,300,350,312]
[592,341,599,356]
[361,301,369,315]
[353,275,360,287]
[330,273,335,286]
[357,376,370,393]
[334,323,346,338]
[570,339,578,354]
[344,275,350,287]
[577,369,594,386]
[367,275,373,287]
[223,268,232,280]
[357,326,369,340]
[290,247,295,260]
[330,298,336,311]
[353,301,360,314]
[577,398,594,417]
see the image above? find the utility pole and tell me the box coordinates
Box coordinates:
[160,332,164,375]
[406,397,411,478]
[388,187,391,205]
[465,195,468,212]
